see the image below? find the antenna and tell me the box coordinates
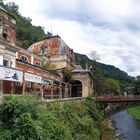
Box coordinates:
[51,24,53,35]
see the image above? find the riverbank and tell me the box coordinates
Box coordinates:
[128,106,140,120]
[101,119,121,140]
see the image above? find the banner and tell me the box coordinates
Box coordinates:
[25,72,42,83]
[42,79,53,85]
[0,67,23,82]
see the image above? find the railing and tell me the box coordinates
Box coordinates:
[44,97,87,103]
[95,95,140,102]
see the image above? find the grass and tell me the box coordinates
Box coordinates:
[100,119,121,140]
[128,106,140,120]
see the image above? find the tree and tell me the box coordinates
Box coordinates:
[6,2,19,14]
[88,51,106,95]
[0,0,4,3]
[88,50,100,62]
[133,75,140,95]
[91,65,106,95]
[105,78,121,95]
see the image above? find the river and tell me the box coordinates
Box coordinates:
[111,111,140,140]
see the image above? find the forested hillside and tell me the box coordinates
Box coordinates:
[74,53,134,88]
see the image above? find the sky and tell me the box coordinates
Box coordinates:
[5,0,140,76]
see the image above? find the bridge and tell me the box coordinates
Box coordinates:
[95,95,140,102]
[94,95,140,117]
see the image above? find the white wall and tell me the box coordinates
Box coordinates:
[0,55,3,65]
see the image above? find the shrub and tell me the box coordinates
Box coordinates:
[0,95,101,140]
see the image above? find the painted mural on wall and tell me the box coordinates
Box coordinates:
[44,38,60,55]
[28,37,61,55]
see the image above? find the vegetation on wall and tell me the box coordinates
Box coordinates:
[63,70,73,82]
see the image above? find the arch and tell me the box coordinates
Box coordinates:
[70,80,82,97]
[35,61,41,66]
[20,55,28,63]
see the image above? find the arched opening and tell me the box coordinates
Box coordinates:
[70,80,82,97]
[20,55,28,63]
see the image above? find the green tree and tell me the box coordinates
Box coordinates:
[105,78,121,95]
[91,65,106,95]
[6,2,19,14]
[133,76,140,95]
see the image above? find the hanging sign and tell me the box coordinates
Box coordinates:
[42,79,53,85]
[25,72,42,83]
[0,67,23,82]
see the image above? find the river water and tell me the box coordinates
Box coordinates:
[111,111,140,140]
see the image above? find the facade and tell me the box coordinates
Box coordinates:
[0,6,21,97]
[0,7,93,99]
[28,35,75,70]
[28,36,93,97]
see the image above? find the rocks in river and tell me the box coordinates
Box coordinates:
[115,129,120,137]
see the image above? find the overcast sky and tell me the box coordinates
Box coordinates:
[5,0,140,76]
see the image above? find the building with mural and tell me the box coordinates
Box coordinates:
[0,6,93,99]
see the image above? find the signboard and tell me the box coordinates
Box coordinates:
[25,72,42,83]
[42,79,53,85]
[0,67,23,82]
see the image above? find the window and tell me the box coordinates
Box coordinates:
[40,46,45,55]
[40,45,48,55]
[20,55,28,63]
[15,82,22,86]
[35,61,41,66]
[11,19,16,24]
[3,59,8,66]
[2,30,8,39]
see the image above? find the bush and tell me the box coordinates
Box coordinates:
[0,95,102,140]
